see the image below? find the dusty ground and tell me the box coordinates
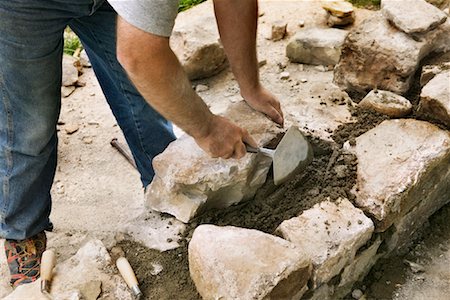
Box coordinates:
[1,1,450,299]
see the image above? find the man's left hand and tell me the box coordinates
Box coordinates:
[242,85,284,127]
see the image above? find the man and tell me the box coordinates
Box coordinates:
[0,0,283,287]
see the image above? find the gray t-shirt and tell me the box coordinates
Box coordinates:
[108,0,179,37]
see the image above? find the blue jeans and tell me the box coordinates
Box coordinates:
[0,0,176,240]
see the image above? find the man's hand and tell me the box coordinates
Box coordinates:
[194,115,257,159]
[241,85,284,126]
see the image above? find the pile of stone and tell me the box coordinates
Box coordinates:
[334,0,449,95]
[322,0,355,27]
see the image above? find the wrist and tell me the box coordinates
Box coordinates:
[189,111,216,140]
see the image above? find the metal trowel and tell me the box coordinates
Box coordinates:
[247,126,313,185]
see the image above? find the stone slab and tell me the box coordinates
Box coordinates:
[286,28,349,65]
[189,225,312,300]
[170,1,227,80]
[146,101,283,223]
[276,198,374,287]
[418,71,450,128]
[381,0,447,34]
[345,119,450,231]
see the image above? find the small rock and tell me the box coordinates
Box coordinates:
[327,12,355,27]
[65,124,80,135]
[334,165,348,178]
[314,65,326,72]
[322,0,354,17]
[80,49,91,68]
[358,90,413,117]
[286,28,348,65]
[352,289,363,299]
[78,280,102,300]
[271,20,288,41]
[404,259,425,273]
[195,84,209,93]
[110,246,125,258]
[56,181,65,195]
[62,54,79,87]
[300,78,308,83]
[82,137,93,144]
[420,62,450,86]
[417,71,450,128]
[298,20,305,27]
[280,71,290,80]
[381,0,448,34]
[258,59,267,67]
[150,263,163,276]
[62,86,76,98]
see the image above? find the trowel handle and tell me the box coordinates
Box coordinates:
[117,257,142,297]
[245,144,259,153]
[41,250,56,293]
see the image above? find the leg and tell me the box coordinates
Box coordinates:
[0,1,69,241]
[69,3,176,187]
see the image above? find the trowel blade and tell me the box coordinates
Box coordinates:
[273,126,313,186]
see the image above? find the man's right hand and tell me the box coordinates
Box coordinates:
[194,115,258,159]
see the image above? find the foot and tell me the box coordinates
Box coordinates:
[4,231,46,287]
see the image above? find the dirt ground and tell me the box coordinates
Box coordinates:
[1,1,450,299]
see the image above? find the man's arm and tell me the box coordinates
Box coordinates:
[116,17,256,159]
[213,0,284,126]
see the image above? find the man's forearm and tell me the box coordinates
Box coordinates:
[213,0,259,96]
[116,17,213,140]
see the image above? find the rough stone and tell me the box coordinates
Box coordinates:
[280,71,290,80]
[286,28,349,66]
[334,13,450,95]
[189,225,312,300]
[322,0,354,17]
[337,238,382,296]
[195,84,209,93]
[4,240,132,300]
[417,71,450,128]
[170,2,227,80]
[358,90,413,117]
[327,13,355,27]
[420,62,450,86]
[62,86,76,98]
[62,54,79,87]
[146,101,283,223]
[271,20,288,41]
[345,119,450,232]
[276,198,374,287]
[80,49,91,68]
[381,0,447,34]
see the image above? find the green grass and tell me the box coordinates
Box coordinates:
[348,0,381,9]
[178,0,206,12]
[64,29,83,55]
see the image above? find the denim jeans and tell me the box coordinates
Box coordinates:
[0,0,176,240]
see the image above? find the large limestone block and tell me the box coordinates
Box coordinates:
[346,119,450,232]
[382,0,447,34]
[417,71,450,128]
[276,198,374,287]
[170,1,227,80]
[189,225,312,300]
[334,13,450,95]
[358,90,412,117]
[4,240,132,300]
[286,28,349,65]
[146,101,284,223]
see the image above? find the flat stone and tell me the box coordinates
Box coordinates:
[62,54,79,87]
[286,28,349,66]
[345,119,450,231]
[189,225,312,300]
[271,20,288,41]
[78,280,102,300]
[334,13,450,95]
[420,62,450,86]
[65,124,79,135]
[276,198,374,287]
[322,0,354,17]
[146,101,283,223]
[327,12,355,27]
[358,90,413,117]
[417,71,450,128]
[381,0,447,34]
[336,238,382,297]
[170,1,227,80]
